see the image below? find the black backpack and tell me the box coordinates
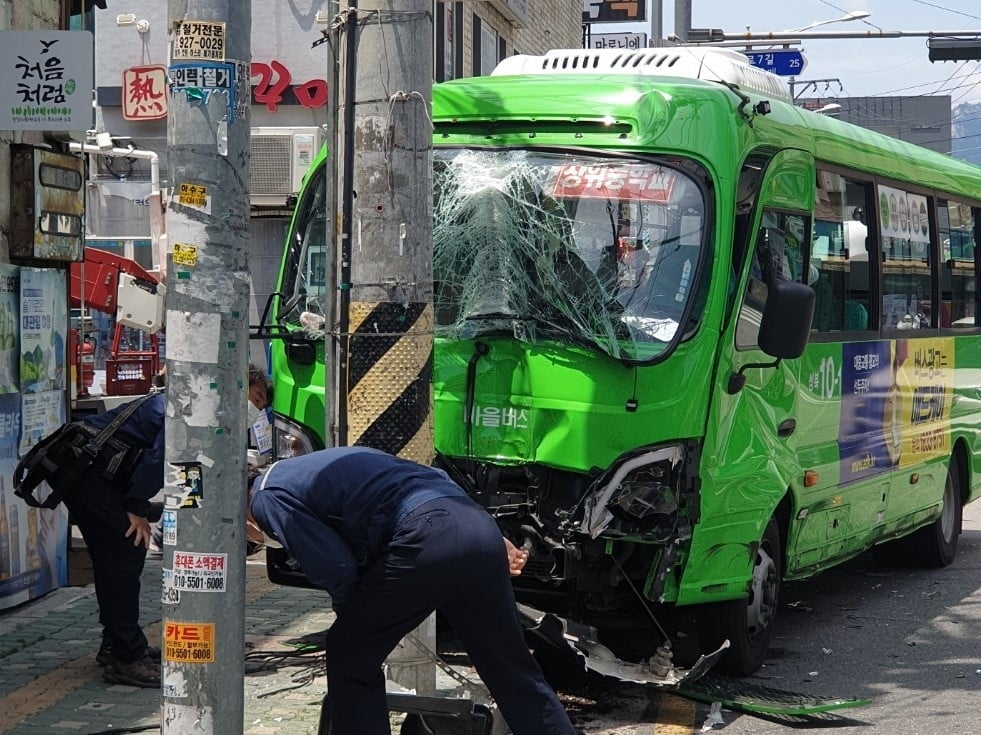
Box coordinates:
[13,394,152,509]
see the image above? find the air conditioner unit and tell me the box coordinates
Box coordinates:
[249,126,323,208]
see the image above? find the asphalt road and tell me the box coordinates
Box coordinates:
[562,500,981,734]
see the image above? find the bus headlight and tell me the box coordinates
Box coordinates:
[580,445,686,540]
[272,414,323,460]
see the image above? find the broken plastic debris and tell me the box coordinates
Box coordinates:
[822,648,833,655]
[700,701,724,731]
[808,671,819,677]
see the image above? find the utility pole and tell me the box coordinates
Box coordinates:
[650,0,663,46]
[674,0,692,42]
[162,2,251,733]
[327,0,435,695]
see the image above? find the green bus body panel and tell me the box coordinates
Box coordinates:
[269,340,326,446]
[434,73,981,201]
[270,68,981,614]
[432,336,717,470]
[757,148,814,212]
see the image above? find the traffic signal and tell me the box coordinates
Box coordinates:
[928,37,981,62]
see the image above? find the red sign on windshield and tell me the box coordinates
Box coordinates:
[552,165,676,203]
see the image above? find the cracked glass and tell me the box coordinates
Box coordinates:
[433,149,708,361]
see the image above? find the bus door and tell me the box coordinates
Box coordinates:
[685,149,815,600]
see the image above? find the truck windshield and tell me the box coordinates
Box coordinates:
[434,149,708,361]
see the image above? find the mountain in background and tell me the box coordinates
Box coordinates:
[952,101,981,166]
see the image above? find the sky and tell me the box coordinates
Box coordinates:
[594,0,981,106]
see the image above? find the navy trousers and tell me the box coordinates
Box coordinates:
[65,476,149,663]
[324,495,576,735]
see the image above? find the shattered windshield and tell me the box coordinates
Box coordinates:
[278,169,328,328]
[433,149,708,361]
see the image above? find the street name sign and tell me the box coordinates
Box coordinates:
[743,49,806,76]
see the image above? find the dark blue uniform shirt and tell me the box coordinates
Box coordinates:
[249,446,466,609]
[82,391,166,517]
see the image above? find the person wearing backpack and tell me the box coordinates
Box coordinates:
[71,373,166,688]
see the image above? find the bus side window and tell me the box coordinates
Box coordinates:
[939,199,978,329]
[811,171,873,334]
[736,210,808,349]
[880,185,934,331]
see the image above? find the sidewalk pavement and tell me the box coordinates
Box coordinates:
[0,548,336,735]
[0,547,686,734]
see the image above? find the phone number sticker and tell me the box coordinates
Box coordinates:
[173,21,225,60]
[165,621,215,663]
[172,242,198,267]
[173,551,227,592]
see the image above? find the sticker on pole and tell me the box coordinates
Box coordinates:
[173,551,227,592]
[164,621,216,663]
[161,567,180,605]
[172,243,198,268]
[162,507,177,546]
[178,183,210,213]
[174,461,204,506]
[172,21,226,61]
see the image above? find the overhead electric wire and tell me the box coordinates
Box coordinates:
[931,61,970,96]
[910,0,981,21]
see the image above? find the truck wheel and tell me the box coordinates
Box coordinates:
[700,519,782,676]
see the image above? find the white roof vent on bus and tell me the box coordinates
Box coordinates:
[491,46,792,104]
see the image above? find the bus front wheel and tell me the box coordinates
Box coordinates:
[699,519,782,676]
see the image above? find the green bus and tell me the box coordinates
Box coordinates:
[263,46,981,675]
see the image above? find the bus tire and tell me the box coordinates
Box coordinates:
[700,518,782,676]
[909,458,962,567]
[874,457,963,568]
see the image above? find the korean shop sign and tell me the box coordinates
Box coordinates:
[0,31,93,131]
[122,65,168,121]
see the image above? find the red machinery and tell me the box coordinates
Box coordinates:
[69,248,166,397]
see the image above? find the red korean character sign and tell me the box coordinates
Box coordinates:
[122,65,168,121]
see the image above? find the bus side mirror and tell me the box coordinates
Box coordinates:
[727,281,815,395]
[286,337,316,366]
[759,281,815,360]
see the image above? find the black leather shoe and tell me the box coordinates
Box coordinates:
[103,653,160,688]
[98,644,160,666]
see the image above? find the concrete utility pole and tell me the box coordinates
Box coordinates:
[162,2,251,733]
[674,0,692,42]
[650,0,663,46]
[327,0,435,694]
